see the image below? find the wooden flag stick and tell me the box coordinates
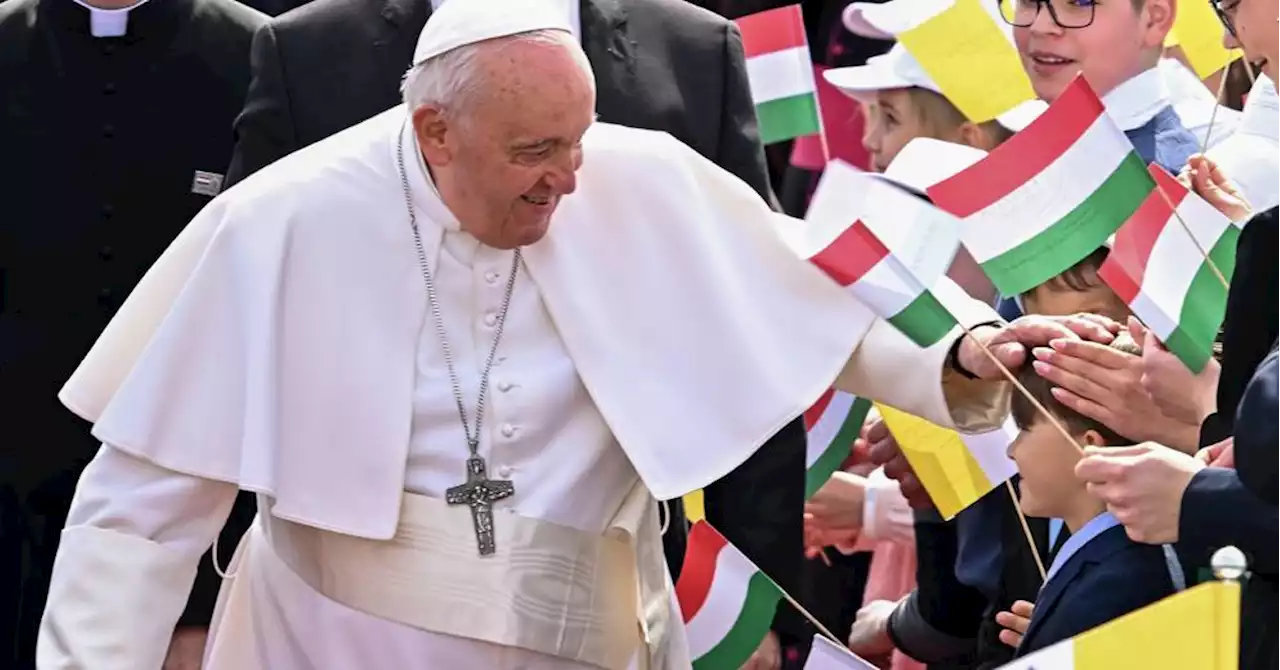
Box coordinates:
[1200,64,1232,154]
[776,582,848,649]
[1241,57,1257,84]
[1005,480,1048,580]
[1149,180,1232,290]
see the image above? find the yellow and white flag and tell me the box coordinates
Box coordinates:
[1000,580,1240,669]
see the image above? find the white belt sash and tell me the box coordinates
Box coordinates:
[259,482,671,670]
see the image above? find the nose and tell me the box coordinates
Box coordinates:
[546,149,579,196]
[1222,29,1240,50]
[1028,1,1064,36]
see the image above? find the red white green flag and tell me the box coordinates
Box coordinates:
[927,75,1157,296]
[800,163,962,348]
[803,389,873,499]
[1098,165,1240,373]
[677,521,784,670]
[735,5,823,144]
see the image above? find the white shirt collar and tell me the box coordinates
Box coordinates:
[1101,66,1171,132]
[429,0,581,42]
[71,0,150,38]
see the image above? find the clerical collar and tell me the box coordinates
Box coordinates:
[429,0,582,41]
[402,119,463,233]
[1102,66,1171,132]
[45,0,191,42]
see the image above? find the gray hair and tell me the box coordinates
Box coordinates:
[399,29,593,123]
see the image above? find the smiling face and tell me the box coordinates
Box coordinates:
[413,37,596,249]
[1223,0,1279,82]
[1013,0,1172,102]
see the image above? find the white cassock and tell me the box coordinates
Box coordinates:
[36,108,1010,670]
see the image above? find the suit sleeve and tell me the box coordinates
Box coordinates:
[701,417,810,643]
[715,22,779,209]
[1180,469,1278,575]
[887,510,985,662]
[225,22,299,188]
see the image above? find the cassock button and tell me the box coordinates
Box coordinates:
[500,424,516,438]
[99,246,114,260]
[102,124,115,138]
[483,312,498,327]
[101,204,115,218]
[97,288,114,307]
[103,82,117,95]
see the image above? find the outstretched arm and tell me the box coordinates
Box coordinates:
[38,446,238,669]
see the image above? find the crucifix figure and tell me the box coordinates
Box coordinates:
[446,455,515,556]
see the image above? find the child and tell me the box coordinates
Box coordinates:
[1006,0,1197,172]
[1006,332,1183,656]
[1013,245,1129,321]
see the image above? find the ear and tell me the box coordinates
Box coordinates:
[956,121,1001,151]
[1142,0,1176,50]
[1081,429,1109,448]
[411,105,454,166]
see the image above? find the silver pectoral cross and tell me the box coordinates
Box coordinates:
[446,455,514,556]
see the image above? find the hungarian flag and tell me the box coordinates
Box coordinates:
[735,5,823,144]
[928,76,1156,296]
[803,389,873,499]
[1098,166,1239,373]
[677,521,784,670]
[1001,580,1239,669]
[803,163,963,348]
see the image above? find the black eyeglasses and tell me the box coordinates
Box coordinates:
[997,0,1097,30]
[1210,0,1240,38]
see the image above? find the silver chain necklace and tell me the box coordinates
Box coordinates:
[397,126,519,556]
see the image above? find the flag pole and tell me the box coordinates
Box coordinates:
[1199,64,1231,154]
[1149,182,1232,290]
[1005,480,1048,580]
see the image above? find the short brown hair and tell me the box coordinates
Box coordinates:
[905,88,1015,148]
[1010,332,1140,445]
[1021,246,1111,296]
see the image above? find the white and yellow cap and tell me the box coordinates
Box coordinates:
[413,0,573,65]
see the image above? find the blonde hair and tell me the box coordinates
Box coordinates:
[904,88,1014,148]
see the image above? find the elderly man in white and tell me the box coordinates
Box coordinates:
[35,2,1108,669]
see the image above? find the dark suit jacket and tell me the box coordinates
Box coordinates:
[1017,525,1177,656]
[223,0,807,642]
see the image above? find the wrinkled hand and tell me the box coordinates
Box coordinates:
[805,471,866,538]
[740,631,781,670]
[995,600,1034,649]
[163,627,208,670]
[1180,154,1252,223]
[1196,438,1235,468]
[1031,334,1199,452]
[862,418,932,510]
[847,599,899,661]
[1131,318,1219,427]
[956,314,1119,381]
[1075,443,1204,544]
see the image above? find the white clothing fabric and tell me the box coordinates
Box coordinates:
[1102,65,1171,132]
[70,0,149,37]
[861,467,914,546]
[1159,58,1241,150]
[1207,75,1280,212]
[429,0,581,42]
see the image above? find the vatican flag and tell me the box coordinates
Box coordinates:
[1000,580,1240,669]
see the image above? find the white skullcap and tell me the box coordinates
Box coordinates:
[413,0,573,66]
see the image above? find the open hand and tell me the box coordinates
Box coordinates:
[1075,443,1204,544]
[847,599,899,660]
[955,314,1119,381]
[862,418,932,510]
[1131,317,1219,427]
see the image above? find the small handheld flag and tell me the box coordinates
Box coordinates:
[735,5,824,144]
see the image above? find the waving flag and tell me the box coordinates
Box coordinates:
[805,635,880,669]
[928,76,1156,296]
[804,390,873,498]
[1098,166,1239,373]
[677,522,784,670]
[735,5,823,144]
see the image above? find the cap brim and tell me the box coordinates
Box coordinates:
[823,65,918,100]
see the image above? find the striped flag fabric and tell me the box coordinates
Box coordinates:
[1098,166,1239,373]
[805,635,880,669]
[801,163,963,348]
[677,521,784,670]
[877,404,1019,520]
[803,389,873,499]
[735,5,823,144]
[927,76,1157,297]
[999,580,1239,669]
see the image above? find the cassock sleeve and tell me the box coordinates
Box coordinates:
[833,279,1010,433]
[37,445,239,670]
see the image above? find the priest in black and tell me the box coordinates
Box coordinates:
[222,0,809,660]
[0,0,265,666]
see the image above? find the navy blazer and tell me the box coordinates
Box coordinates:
[1016,525,1178,656]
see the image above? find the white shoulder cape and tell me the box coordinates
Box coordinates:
[60,107,878,539]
